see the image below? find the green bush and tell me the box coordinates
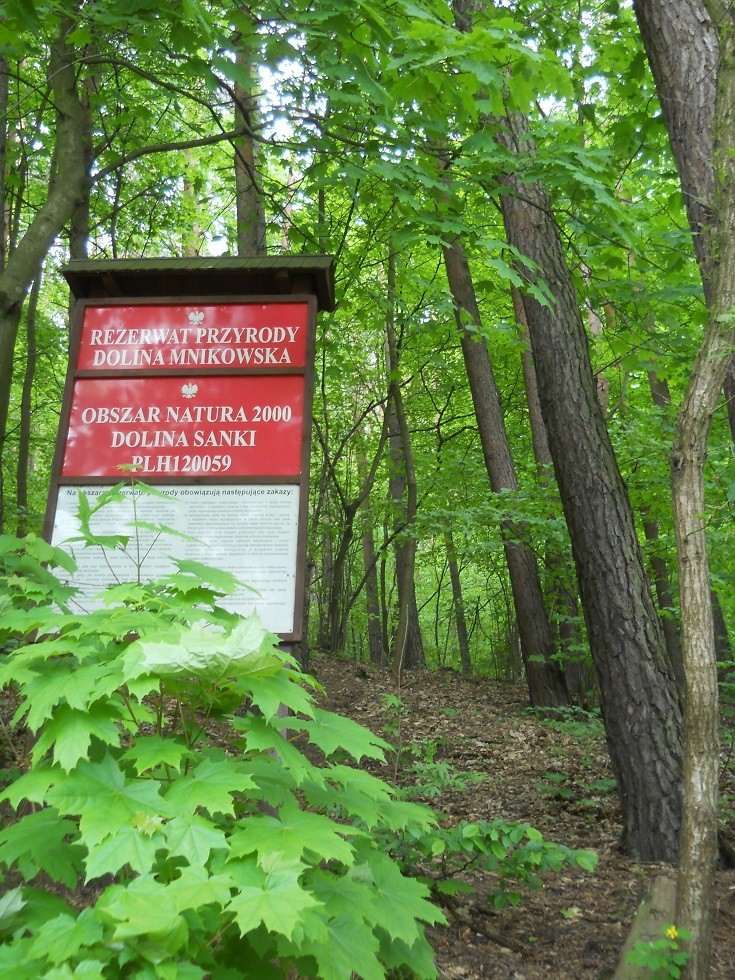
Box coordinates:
[0,531,444,979]
[0,500,598,978]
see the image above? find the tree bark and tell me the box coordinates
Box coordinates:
[633,0,717,302]
[15,273,40,537]
[361,498,386,665]
[512,284,590,703]
[669,3,735,972]
[635,3,734,970]
[357,443,386,666]
[445,529,472,676]
[0,54,8,273]
[443,240,569,707]
[0,23,88,532]
[386,269,424,678]
[496,110,683,861]
[233,11,266,257]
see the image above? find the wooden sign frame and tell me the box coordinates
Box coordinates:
[44,257,335,642]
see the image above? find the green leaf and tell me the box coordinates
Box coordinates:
[0,887,25,927]
[46,753,168,847]
[226,855,321,941]
[235,717,325,788]
[171,558,251,595]
[22,662,124,733]
[300,914,384,980]
[168,864,233,911]
[84,822,164,880]
[164,753,256,816]
[32,703,124,771]
[228,801,357,867]
[363,850,445,944]
[164,814,228,865]
[122,735,195,775]
[123,617,282,683]
[26,909,103,965]
[0,809,83,888]
[96,876,183,941]
[294,706,389,762]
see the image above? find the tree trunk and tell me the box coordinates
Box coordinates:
[315,411,389,653]
[669,4,735,972]
[443,239,569,707]
[0,23,88,532]
[496,109,683,861]
[233,12,266,257]
[445,530,472,676]
[512,284,590,703]
[0,54,8,272]
[386,293,424,678]
[15,274,40,536]
[633,0,717,301]
[357,445,386,666]
[361,501,386,666]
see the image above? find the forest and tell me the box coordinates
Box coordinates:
[0,0,734,977]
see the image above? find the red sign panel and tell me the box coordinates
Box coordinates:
[77,302,309,372]
[61,375,304,478]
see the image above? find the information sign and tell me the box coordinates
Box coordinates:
[62,374,305,478]
[45,258,334,642]
[76,301,309,371]
[52,484,301,633]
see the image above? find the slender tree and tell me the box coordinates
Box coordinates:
[443,236,569,706]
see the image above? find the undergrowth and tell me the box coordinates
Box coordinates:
[0,486,597,978]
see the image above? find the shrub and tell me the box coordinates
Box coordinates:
[0,531,443,979]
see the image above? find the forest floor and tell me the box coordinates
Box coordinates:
[308,654,735,979]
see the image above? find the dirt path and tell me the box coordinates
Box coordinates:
[309,655,735,979]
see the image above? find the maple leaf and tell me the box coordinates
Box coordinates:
[32,703,125,771]
[26,909,103,966]
[227,801,357,867]
[226,855,321,941]
[84,824,163,881]
[164,753,256,816]
[0,808,83,889]
[294,706,389,762]
[164,814,227,866]
[45,753,168,847]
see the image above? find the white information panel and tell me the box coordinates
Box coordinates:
[51,484,301,634]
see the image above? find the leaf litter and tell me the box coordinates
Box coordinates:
[310,655,735,979]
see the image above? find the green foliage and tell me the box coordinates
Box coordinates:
[535,771,617,809]
[382,817,597,909]
[404,739,485,799]
[527,705,605,741]
[626,925,691,979]
[0,533,444,979]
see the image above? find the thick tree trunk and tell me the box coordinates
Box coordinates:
[496,110,683,861]
[443,240,569,707]
[0,25,88,533]
[0,54,7,272]
[635,3,734,970]
[511,284,590,703]
[633,0,716,301]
